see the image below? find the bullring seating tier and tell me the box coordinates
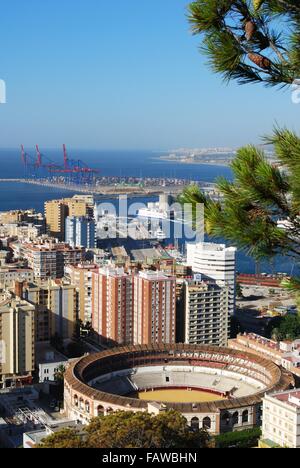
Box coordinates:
[91,366,265,399]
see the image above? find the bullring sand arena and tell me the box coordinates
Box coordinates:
[137,389,226,403]
[64,344,294,434]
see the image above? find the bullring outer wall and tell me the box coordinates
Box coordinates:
[64,344,294,434]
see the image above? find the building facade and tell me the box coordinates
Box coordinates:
[24,280,78,341]
[229,333,300,381]
[0,298,35,388]
[20,241,85,280]
[133,271,176,346]
[0,267,34,290]
[184,280,230,347]
[65,216,95,249]
[45,196,94,241]
[92,266,134,346]
[260,390,300,448]
[65,264,98,324]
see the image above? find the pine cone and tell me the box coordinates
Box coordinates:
[245,21,256,41]
[248,53,271,70]
[248,207,267,221]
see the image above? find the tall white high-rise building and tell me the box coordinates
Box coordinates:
[186,242,237,316]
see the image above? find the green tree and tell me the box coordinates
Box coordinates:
[54,364,66,383]
[272,315,300,340]
[188,0,300,88]
[39,411,210,449]
[39,429,83,449]
[53,364,66,403]
[214,427,261,449]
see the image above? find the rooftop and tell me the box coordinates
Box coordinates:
[35,343,68,365]
[237,333,280,351]
[188,242,237,253]
[271,389,300,409]
[138,270,174,281]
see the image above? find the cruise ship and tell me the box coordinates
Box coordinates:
[137,207,169,220]
[137,200,171,220]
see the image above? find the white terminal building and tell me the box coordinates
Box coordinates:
[186,242,237,316]
[260,389,300,449]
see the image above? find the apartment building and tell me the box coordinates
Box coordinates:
[0,209,44,226]
[229,333,300,379]
[184,280,230,347]
[65,216,95,249]
[45,196,94,241]
[19,241,85,280]
[0,267,34,290]
[24,280,78,341]
[133,271,176,346]
[260,390,300,449]
[0,298,35,388]
[65,264,98,324]
[0,224,43,241]
[92,266,134,346]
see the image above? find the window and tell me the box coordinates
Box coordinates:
[203,417,211,430]
[191,418,200,431]
[242,410,249,424]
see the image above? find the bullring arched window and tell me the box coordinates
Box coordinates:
[202,417,211,430]
[97,405,105,416]
[191,417,200,431]
[74,395,78,407]
[232,412,239,425]
[85,401,90,414]
[221,412,231,426]
[242,410,249,424]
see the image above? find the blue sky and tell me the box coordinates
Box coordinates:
[0,0,299,150]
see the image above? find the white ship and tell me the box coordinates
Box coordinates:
[137,207,169,220]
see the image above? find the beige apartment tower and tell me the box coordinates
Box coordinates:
[65,264,99,324]
[45,200,68,241]
[24,280,78,341]
[45,196,94,241]
[0,298,35,388]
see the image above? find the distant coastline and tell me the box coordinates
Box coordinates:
[157,147,276,167]
[157,156,233,167]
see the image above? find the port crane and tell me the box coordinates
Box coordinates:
[21,144,99,185]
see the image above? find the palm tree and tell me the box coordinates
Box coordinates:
[54,364,66,384]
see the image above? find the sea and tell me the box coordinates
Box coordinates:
[0,148,297,275]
